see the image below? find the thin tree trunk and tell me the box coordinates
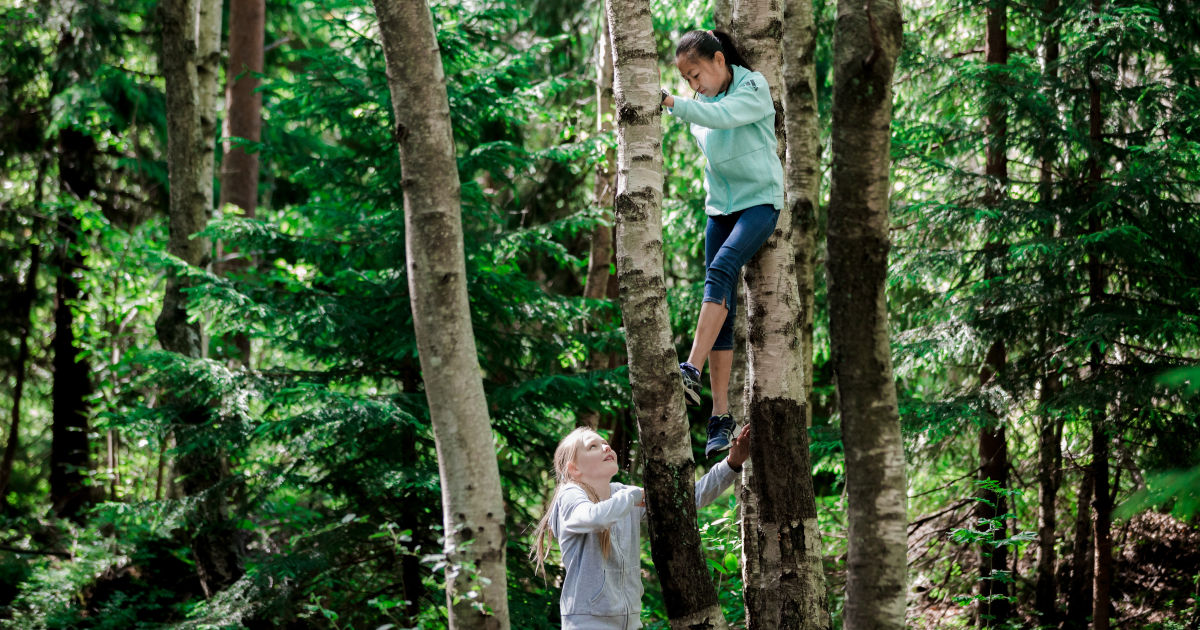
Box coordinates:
[1065,466,1094,629]
[827,0,906,627]
[158,0,241,595]
[976,4,1011,623]
[1033,2,1061,621]
[606,0,728,626]
[1035,375,1063,625]
[732,1,829,627]
[0,245,40,506]
[977,341,1010,627]
[373,0,509,627]
[1085,0,1112,624]
[216,0,265,366]
[579,9,617,430]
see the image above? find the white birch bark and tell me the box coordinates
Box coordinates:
[373,0,509,627]
[732,1,829,626]
[606,0,727,626]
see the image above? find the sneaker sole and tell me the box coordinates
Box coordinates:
[683,387,702,406]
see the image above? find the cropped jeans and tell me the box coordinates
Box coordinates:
[704,203,780,351]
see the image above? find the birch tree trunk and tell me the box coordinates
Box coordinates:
[606,0,727,626]
[157,0,241,594]
[827,0,906,627]
[373,0,509,627]
[732,1,829,627]
[783,0,821,427]
[216,0,264,366]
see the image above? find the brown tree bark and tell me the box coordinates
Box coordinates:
[1065,466,1094,629]
[976,4,1011,624]
[373,0,509,627]
[606,0,728,625]
[826,0,907,627]
[1085,1,1113,624]
[158,0,242,595]
[216,0,265,366]
[578,9,618,430]
[1033,2,1062,622]
[1034,375,1063,626]
[976,341,1010,627]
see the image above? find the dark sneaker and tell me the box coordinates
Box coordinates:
[705,414,737,458]
[679,362,702,407]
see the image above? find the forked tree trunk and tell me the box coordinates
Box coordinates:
[157,0,241,594]
[216,0,265,366]
[827,0,906,627]
[0,245,38,506]
[732,1,829,628]
[373,0,509,627]
[606,0,727,626]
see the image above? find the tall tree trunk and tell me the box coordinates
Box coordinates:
[977,341,1010,627]
[606,0,728,626]
[373,1,509,627]
[733,2,829,628]
[1033,2,1061,622]
[158,0,241,595]
[579,9,617,430]
[1092,422,1113,630]
[827,0,906,628]
[1065,466,1094,629]
[50,129,99,520]
[976,4,1011,624]
[1085,1,1112,625]
[783,0,821,427]
[216,0,265,366]
[1035,375,1063,626]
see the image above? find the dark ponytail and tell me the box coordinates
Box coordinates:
[675,29,753,72]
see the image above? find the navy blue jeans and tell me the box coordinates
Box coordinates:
[704,204,781,351]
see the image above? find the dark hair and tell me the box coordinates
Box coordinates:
[675,29,753,72]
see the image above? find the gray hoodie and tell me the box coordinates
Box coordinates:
[549,460,739,629]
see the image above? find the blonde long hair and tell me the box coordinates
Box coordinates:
[530,427,613,577]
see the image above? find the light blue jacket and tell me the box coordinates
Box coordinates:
[549,460,740,629]
[668,65,785,216]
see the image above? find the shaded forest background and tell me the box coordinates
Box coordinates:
[1,0,1198,627]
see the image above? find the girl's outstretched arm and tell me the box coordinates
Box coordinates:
[558,484,643,533]
[667,80,773,129]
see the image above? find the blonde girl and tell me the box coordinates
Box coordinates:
[531,426,750,629]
